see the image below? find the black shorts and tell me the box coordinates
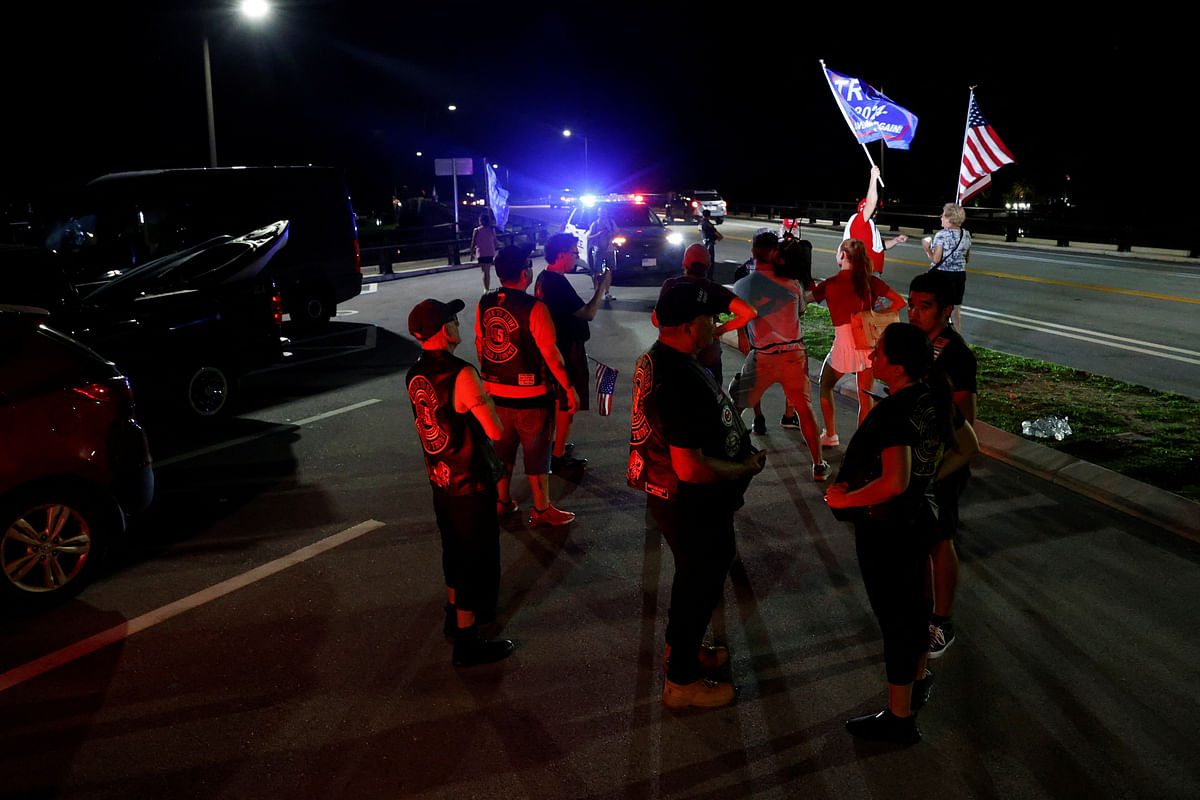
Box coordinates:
[931,269,967,306]
[556,339,590,412]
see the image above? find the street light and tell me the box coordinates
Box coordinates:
[203,1,272,167]
[562,128,588,192]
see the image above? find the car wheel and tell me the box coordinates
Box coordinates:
[184,364,235,418]
[291,291,334,331]
[0,487,112,605]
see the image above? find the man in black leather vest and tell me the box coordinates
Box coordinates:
[476,245,579,527]
[629,282,767,709]
[407,297,514,667]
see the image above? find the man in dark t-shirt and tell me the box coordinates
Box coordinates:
[536,233,612,476]
[907,272,978,658]
[630,281,767,710]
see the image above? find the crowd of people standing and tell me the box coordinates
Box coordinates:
[403,181,978,746]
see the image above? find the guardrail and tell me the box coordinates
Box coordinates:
[728,201,1198,258]
[358,219,551,272]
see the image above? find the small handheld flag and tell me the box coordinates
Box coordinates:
[592,359,618,417]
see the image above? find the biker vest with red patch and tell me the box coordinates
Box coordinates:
[627,342,751,504]
[477,289,548,388]
[406,350,502,495]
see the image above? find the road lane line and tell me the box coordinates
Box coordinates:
[966,269,1200,305]
[154,398,382,468]
[963,307,1200,358]
[966,308,1200,365]
[0,520,386,693]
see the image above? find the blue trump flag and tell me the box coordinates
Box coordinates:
[821,63,919,151]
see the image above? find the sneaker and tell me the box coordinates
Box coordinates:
[780,414,801,430]
[496,498,519,517]
[662,677,736,709]
[912,668,935,710]
[845,708,921,746]
[928,621,956,659]
[752,415,767,435]
[452,627,515,667]
[604,291,616,302]
[661,643,730,672]
[529,504,576,527]
[550,454,588,474]
[812,460,832,482]
[820,430,840,447]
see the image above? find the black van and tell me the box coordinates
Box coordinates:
[42,166,361,329]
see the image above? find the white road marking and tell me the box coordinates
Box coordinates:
[0,520,386,693]
[154,398,383,468]
[965,306,1200,365]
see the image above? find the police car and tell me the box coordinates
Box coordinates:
[562,195,686,280]
[663,190,727,224]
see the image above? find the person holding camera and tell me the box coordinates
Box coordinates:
[536,233,612,476]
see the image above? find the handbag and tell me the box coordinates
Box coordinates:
[849,286,900,350]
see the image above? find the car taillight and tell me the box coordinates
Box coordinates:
[271,290,284,326]
[690,201,699,209]
[72,377,131,404]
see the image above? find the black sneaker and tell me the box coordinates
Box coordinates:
[780,414,801,429]
[452,627,515,667]
[752,415,766,435]
[812,460,832,482]
[912,668,934,710]
[929,621,956,659]
[845,708,921,746]
[550,454,588,475]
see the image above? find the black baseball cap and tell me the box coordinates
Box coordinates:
[494,243,535,281]
[408,298,465,341]
[654,282,729,327]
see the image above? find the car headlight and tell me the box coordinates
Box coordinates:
[611,236,627,247]
[666,232,683,246]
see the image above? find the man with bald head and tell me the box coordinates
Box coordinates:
[658,243,755,386]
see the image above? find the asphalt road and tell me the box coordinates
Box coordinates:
[518,207,1200,399]
[1,268,1198,799]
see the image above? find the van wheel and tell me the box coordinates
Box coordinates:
[292,292,334,330]
[184,364,235,418]
[0,486,113,606]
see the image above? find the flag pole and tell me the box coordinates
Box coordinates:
[820,59,885,187]
[955,87,977,204]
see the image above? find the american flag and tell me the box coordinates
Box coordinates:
[593,359,619,416]
[958,92,1016,204]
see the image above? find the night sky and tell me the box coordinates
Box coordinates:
[1,3,1177,226]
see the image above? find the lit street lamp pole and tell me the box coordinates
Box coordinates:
[203,1,271,168]
[562,129,588,192]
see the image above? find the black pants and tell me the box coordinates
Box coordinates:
[932,465,970,540]
[647,493,736,684]
[433,487,500,615]
[854,516,933,685]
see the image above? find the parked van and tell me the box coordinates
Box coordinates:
[42,166,361,328]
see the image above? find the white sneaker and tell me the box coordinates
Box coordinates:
[820,431,840,447]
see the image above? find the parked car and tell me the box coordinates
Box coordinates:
[0,306,154,607]
[562,199,685,281]
[40,166,360,329]
[0,221,289,418]
[663,190,727,224]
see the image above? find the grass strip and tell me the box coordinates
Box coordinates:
[800,305,1199,502]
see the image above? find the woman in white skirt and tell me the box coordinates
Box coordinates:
[809,238,906,446]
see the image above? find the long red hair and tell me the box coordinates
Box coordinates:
[838,238,873,302]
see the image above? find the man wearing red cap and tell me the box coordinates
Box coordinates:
[843,165,908,273]
[406,297,514,666]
